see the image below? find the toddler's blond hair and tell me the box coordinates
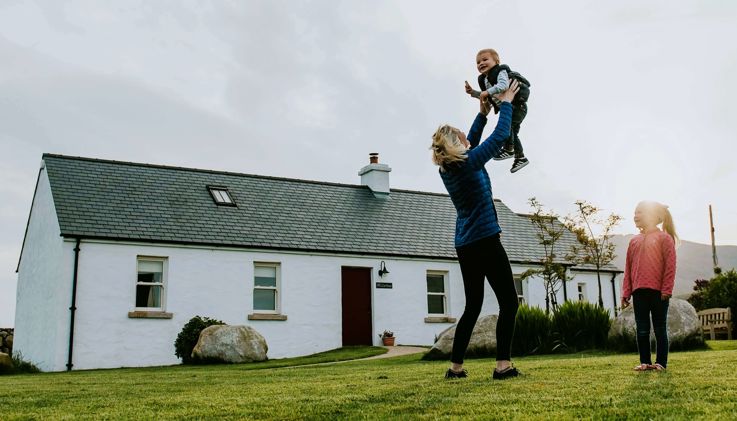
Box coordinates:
[477,48,500,65]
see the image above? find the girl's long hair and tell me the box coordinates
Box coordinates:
[430,125,467,172]
[640,201,679,245]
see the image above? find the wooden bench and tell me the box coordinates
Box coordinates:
[697,308,733,340]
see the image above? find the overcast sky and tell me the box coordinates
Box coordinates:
[2,0,736,326]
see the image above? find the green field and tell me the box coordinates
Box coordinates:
[1,342,736,420]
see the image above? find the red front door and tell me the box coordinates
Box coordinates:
[341,267,372,346]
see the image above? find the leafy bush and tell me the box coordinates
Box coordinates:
[688,269,737,338]
[687,278,711,311]
[551,301,611,352]
[512,304,553,356]
[0,352,41,375]
[174,316,225,364]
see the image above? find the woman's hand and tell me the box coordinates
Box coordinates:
[498,79,520,103]
[480,97,491,115]
[621,297,630,309]
[661,293,671,301]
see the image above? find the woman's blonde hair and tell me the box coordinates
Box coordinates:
[430,125,467,172]
[638,201,679,245]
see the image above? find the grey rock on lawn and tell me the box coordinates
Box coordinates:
[423,315,498,360]
[192,325,268,363]
[608,298,704,350]
[0,352,12,371]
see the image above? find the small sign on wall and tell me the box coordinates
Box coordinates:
[376,282,393,289]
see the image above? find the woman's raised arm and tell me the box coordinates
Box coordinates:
[466,80,519,168]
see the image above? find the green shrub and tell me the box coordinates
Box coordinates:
[0,352,41,375]
[702,269,737,338]
[512,304,552,356]
[551,301,611,352]
[174,316,225,364]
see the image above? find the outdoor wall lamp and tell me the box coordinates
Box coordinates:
[378,261,390,277]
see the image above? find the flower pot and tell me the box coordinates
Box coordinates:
[382,337,395,346]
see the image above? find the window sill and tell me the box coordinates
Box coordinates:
[424,316,457,323]
[248,313,288,321]
[128,311,173,319]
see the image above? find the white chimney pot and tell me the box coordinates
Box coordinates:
[359,153,391,199]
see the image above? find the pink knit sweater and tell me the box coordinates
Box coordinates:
[622,229,677,299]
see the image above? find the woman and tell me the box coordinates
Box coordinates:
[430,80,521,380]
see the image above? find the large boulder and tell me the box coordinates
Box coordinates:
[0,352,13,372]
[423,315,498,360]
[192,325,268,363]
[608,298,704,351]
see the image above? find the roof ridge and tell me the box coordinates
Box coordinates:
[41,153,463,198]
[39,154,505,201]
[41,153,367,192]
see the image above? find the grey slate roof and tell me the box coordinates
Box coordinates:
[40,154,620,271]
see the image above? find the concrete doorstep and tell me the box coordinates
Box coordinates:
[282,346,429,369]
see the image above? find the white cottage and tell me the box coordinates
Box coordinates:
[15,153,622,371]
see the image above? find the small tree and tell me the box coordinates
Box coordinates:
[564,200,622,308]
[687,278,711,311]
[520,197,572,314]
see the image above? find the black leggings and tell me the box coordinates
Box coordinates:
[451,234,519,364]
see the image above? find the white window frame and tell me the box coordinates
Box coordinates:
[135,256,167,311]
[514,275,526,304]
[253,262,281,314]
[577,282,587,301]
[426,271,449,316]
[207,185,236,206]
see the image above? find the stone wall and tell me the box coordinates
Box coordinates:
[1,328,13,355]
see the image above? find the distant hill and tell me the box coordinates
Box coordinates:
[610,235,737,297]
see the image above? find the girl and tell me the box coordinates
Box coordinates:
[431,80,521,380]
[621,201,678,371]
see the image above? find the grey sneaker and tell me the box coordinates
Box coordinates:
[510,157,529,173]
[493,149,515,161]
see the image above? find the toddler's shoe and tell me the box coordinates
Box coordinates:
[510,157,529,173]
[493,149,515,161]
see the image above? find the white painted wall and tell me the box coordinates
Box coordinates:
[14,168,73,372]
[521,267,622,315]
[68,241,498,370]
[569,270,623,315]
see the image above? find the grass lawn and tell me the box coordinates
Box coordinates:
[1,342,736,420]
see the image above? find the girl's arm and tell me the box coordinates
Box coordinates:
[465,102,512,169]
[622,241,634,302]
[661,235,677,298]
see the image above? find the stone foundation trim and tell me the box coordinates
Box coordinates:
[128,311,173,319]
[248,313,288,321]
[424,316,457,323]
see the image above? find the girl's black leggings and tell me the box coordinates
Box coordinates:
[451,234,519,364]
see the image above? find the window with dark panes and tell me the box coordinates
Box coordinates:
[514,276,525,304]
[136,258,165,309]
[254,264,279,312]
[426,272,448,315]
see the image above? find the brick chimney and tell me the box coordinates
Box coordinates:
[359,153,391,199]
